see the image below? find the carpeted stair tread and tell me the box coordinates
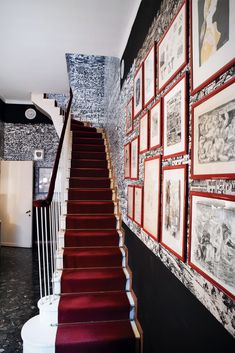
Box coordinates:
[72,151,106,160]
[72,144,106,152]
[68,188,112,201]
[70,168,109,178]
[71,125,97,132]
[73,137,104,145]
[66,200,114,214]
[71,120,84,126]
[69,177,110,188]
[73,131,102,138]
[71,159,107,168]
[64,229,119,247]
[66,214,116,229]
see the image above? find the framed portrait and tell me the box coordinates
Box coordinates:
[34,149,44,161]
[190,0,235,94]
[192,77,235,179]
[189,191,235,300]
[143,44,156,107]
[163,73,187,159]
[134,186,143,227]
[143,155,161,240]
[161,165,187,261]
[133,64,143,119]
[149,98,162,150]
[139,112,149,154]
[38,167,52,194]
[127,185,134,220]
[158,0,187,92]
[124,142,131,179]
[130,136,139,180]
[126,97,133,135]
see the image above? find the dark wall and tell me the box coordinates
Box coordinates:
[123,223,235,353]
[3,103,52,124]
[0,99,5,121]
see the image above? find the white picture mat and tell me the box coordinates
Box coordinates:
[134,187,143,225]
[144,46,155,105]
[131,138,138,179]
[150,101,161,148]
[124,144,130,178]
[139,113,148,152]
[134,67,143,117]
[126,99,133,133]
[127,186,134,218]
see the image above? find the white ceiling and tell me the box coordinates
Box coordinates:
[0,0,141,103]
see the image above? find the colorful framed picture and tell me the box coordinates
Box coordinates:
[158,0,187,92]
[143,44,156,107]
[192,77,235,179]
[124,142,131,179]
[161,165,187,261]
[143,155,161,240]
[130,136,139,180]
[127,185,134,220]
[134,186,143,227]
[163,73,187,159]
[133,64,143,119]
[190,0,235,94]
[38,167,52,194]
[189,191,235,300]
[149,98,162,150]
[139,112,149,154]
[126,97,133,135]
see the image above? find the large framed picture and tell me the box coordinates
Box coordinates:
[143,44,156,107]
[127,185,134,220]
[143,155,161,240]
[38,167,52,194]
[130,136,139,180]
[190,0,235,94]
[134,186,143,227]
[161,165,187,261]
[158,0,187,92]
[133,64,143,119]
[189,191,235,300]
[163,73,187,159]
[139,112,149,154]
[192,77,235,179]
[126,97,133,135]
[149,98,162,150]
[124,142,131,179]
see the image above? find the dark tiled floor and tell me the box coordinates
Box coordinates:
[0,247,40,353]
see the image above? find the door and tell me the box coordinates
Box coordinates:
[0,161,33,248]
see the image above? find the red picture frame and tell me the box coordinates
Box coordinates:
[130,136,139,180]
[133,64,143,119]
[149,98,162,150]
[127,185,135,220]
[124,142,131,179]
[139,112,149,154]
[126,97,133,135]
[143,43,156,108]
[133,186,143,227]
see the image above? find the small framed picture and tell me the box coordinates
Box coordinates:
[163,73,187,159]
[38,167,52,194]
[161,164,187,261]
[127,185,134,220]
[139,112,149,154]
[126,97,133,135]
[143,44,156,107]
[158,0,187,92]
[133,64,143,119]
[189,191,235,300]
[34,149,44,161]
[190,0,235,94]
[124,142,131,179]
[130,136,139,180]
[149,98,162,150]
[134,186,143,227]
[192,77,235,179]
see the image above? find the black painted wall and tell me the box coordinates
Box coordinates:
[3,103,52,124]
[0,99,4,121]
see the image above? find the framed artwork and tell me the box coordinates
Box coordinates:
[124,142,131,179]
[143,155,161,240]
[149,98,162,150]
[143,44,156,107]
[161,165,187,261]
[127,185,134,220]
[163,73,187,159]
[134,186,143,227]
[158,0,187,92]
[190,0,235,94]
[133,64,143,119]
[189,191,235,300]
[139,112,149,154]
[130,136,139,180]
[34,149,44,161]
[38,167,52,194]
[192,77,235,179]
[126,97,133,135]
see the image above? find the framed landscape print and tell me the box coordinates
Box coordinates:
[158,0,187,92]
[134,64,143,118]
[149,98,162,150]
[130,137,139,180]
[192,77,235,179]
[124,142,131,179]
[163,73,187,159]
[143,44,156,107]
[189,191,235,300]
[139,112,149,154]
[127,185,134,220]
[126,97,133,135]
[143,156,161,240]
[134,186,143,227]
[161,165,187,261]
[191,0,235,94]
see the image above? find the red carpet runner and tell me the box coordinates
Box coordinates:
[55,120,142,353]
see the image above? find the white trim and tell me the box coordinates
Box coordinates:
[130,320,141,339]
[5,99,33,105]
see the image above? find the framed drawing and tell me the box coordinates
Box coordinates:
[189,191,235,300]
[149,98,162,150]
[161,165,187,261]
[158,0,187,92]
[192,77,235,179]
[127,185,134,220]
[130,136,139,180]
[34,149,44,161]
[190,0,235,94]
[124,142,131,179]
[134,186,143,227]
[133,64,143,119]
[143,44,156,107]
[139,112,149,154]
[143,155,161,240]
[163,73,187,159]
[126,97,133,135]
[38,167,52,194]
